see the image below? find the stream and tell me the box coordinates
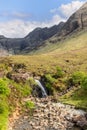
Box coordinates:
[8,80,87,130]
[35,79,47,97]
[34,80,87,130]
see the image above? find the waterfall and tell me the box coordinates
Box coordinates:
[35,79,47,97]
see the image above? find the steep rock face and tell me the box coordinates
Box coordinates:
[24,22,64,50]
[0,37,27,54]
[58,2,87,36]
[79,2,87,28]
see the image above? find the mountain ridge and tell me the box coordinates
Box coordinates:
[55,2,87,37]
[0,22,65,55]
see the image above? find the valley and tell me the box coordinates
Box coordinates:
[0,29,87,129]
[0,2,87,130]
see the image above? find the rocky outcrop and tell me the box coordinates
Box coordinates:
[0,37,27,55]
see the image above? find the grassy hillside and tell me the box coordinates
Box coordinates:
[0,29,87,129]
[9,29,87,75]
[9,29,87,111]
[29,29,87,55]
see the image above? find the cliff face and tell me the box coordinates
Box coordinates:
[58,2,87,36]
[78,2,87,28]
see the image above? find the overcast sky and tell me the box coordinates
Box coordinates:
[0,0,86,38]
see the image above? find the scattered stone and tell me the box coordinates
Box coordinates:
[8,97,87,130]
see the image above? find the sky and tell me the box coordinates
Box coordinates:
[0,0,86,38]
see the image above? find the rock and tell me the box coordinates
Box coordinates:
[8,97,87,130]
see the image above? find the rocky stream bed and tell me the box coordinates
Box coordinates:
[8,96,87,130]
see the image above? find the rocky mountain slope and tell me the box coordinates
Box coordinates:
[0,2,87,55]
[57,2,87,36]
[0,22,64,55]
[46,2,87,45]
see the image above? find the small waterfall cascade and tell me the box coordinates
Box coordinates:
[35,79,47,97]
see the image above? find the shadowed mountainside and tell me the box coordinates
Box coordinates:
[0,22,64,55]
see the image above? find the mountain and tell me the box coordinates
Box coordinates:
[0,2,87,55]
[0,22,64,55]
[57,2,87,37]
[39,2,87,50]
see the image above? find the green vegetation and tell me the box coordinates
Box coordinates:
[70,71,86,85]
[44,74,55,95]
[0,77,34,130]
[67,71,86,87]
[60,71,87,110]
[25,101,35,110]
[29,29,87,55]
[44,67,66,94]
[45,74,56,84]
[25,101,35,115]
[0,78,10,130]
[0,78,10,96]
[28,77,37,86]
[55,66,64,78]
[0,28,87,129]
[60,88,87,110]
[81,76,87,90]
[10,80,32,97]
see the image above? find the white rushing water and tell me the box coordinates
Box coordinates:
[35,79,47,97]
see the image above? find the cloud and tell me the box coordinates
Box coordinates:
[0,14,65,38]
[0,12,31,20]
[50,8,58,13]
[50,0,85,18]
[11,12,31,19]
[0,0,85,38]
[59,0,86,18]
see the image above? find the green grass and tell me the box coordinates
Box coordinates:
[5,29,87,76]
[60,88,87,110]
[29,29,87,54]
[25,101,35,110]
[0,78,10,130]
[0,102,9,130]
[60,71,87,110]
[0,77,33,130]
[24,101,35,115]
[10,80,32,97]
